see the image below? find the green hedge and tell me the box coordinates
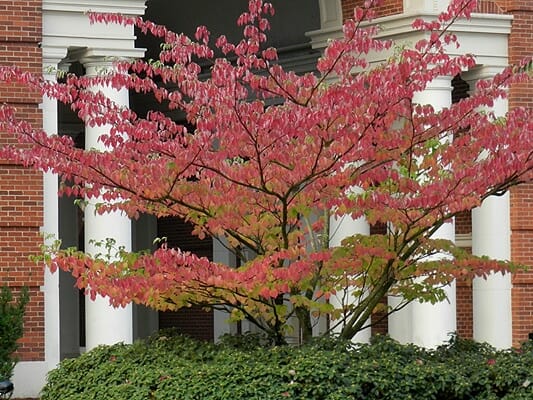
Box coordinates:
[41,332,533,400]
[0,286,28,380]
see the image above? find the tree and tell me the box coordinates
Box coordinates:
[0,0,531,344]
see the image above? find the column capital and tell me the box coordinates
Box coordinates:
[80,58,121,78]
[462,65,507,84]
[424,75,454,89]
[73,48,145,75]
[41,45,68,78]
[462,65,509,117]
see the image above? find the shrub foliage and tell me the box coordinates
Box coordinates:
[41,332,533,400]
[0,286,29,379]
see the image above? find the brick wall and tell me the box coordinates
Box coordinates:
[492,0,533,346]
[342,0,403,20]
[0,0,44,362]
[452,76,474,339]
[369,223,389,336]
[453,211,473,339]
[474,0,505,13]
[502,0,533,110]
[510,184,533,344]
[456,278,473,338]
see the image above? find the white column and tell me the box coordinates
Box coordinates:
[411,223,457,347]
[467,67,512,349]
[472,195,512,348]
[413,75,453,112]
[83,60,133,350]
[14,52,68,399]
[388,215,412,344]
[212,237,237,342]
[389,76,456,347]
[329,213,371,342]
[41,60,61,370]
[318,0,342,29]
[40,57,61,369]
[388,295,413,344]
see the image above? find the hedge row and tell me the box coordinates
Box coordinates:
[41,332,533,400]
[0,286,28,380]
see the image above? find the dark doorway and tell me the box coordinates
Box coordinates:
[157,217,214,341]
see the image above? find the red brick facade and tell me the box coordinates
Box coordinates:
[498,0,533,346]
[511,184,533,343]
[0,0,44,362]
[342,0,403,19]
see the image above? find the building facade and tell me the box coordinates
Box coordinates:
[0,0,531,397]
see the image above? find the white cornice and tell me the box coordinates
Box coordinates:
[307,12,512,66]
[373,12,512,38]
[308,12,512,46]
[43,0,146,15]
[305,25,343,50]
[41,45,69,67]
[42,0,147,65]
[73,47,147,65]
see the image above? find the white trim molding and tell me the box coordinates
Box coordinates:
[455,233,472,248]
[307,12,512,67]
[43,0,146,15]
[42,0,146,64]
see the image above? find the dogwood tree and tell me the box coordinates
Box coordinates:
[0,0,531,344]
